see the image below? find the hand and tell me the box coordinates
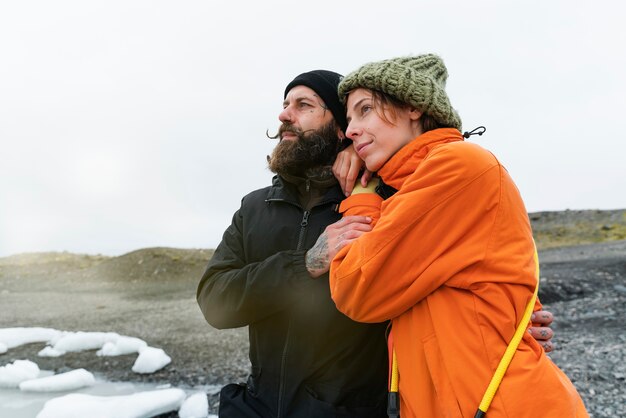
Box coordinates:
[529,310,555,353]
[333,145,373,196]
[305,216,372,278]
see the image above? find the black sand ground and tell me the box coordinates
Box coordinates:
[1,210,624,417]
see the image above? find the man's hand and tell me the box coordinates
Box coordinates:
[333,145,372,197]
[305,216,372,278]
[529,310,555,353]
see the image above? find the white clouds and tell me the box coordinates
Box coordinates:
[1,0,625,256]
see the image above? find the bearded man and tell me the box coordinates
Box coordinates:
[197,70,555,418]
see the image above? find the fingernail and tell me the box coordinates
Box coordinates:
[531,313,536,320]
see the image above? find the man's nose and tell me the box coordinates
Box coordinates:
[279,106,293,123]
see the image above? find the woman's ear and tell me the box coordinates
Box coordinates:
[337,128,346,140]
[408,107,422,121]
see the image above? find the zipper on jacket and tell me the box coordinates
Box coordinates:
[296,210,310,250]
[276,319,292,418]
[277,210,309,416]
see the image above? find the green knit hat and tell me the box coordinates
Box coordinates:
[338,54,462,131]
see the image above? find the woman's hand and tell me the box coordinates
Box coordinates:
[305,216,372,278]
[333,145,373,196]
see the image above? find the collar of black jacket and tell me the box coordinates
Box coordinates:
[267,170,344,209]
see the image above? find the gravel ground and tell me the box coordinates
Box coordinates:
[536,240,626,418]
[1,239,624,417]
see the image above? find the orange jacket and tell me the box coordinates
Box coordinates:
[329,128,588,418]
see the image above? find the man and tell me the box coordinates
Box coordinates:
[197,70,554,417]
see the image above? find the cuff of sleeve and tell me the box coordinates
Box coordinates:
[338,193,383,215]
[351,177,379,195]
[291,250,312,278]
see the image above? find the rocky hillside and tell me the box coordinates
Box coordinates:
[530,209,626,249]
[1,209,623,276]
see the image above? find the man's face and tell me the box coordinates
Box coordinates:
[278,85,335,140]
[268,85,342,177]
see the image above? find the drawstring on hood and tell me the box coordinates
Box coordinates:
[463,126,486,139]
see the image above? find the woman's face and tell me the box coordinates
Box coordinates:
[345,88,421,172]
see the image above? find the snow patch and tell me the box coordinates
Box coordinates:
[0,359,40,388]
[179,392,209,418]
[132,347,171,374]
[36,388,186,418]
[20,368,95,392]
[97,336,147,356]
[0,327,62,349]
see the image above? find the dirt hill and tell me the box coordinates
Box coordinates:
[1,209,623,279]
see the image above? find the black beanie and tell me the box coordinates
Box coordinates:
[284,70,348,133]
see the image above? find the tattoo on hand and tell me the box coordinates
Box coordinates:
[306,234,330,275]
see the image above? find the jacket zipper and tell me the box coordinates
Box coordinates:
[276,319,292,418]
[277,210,310,417]
[296,210,310,251]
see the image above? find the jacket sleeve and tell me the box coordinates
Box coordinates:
[197,207,314,329]
[330,143,534,323]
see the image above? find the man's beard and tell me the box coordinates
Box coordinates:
[267,121,341,178]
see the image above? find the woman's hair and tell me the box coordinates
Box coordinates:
[370,90,443,133]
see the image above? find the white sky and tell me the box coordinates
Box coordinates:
[1,0,625,257]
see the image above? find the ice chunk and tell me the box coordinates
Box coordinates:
[97,336,147,356]
[36,388,186,418]
[132,347,171,374]
[179,392,209,418]
[38,346,66,357]
[51,331,119,353]
[0,359,40,388]
[0,327,62,349]
[20,368,95,392]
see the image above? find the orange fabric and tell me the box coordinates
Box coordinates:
[330,128,588,418]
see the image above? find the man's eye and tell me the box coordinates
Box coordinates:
[299,102,312,108]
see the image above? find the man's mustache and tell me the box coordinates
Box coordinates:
[267,123,315,140]
[278,123,300,139]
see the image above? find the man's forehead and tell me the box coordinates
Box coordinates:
[284,85,322,102]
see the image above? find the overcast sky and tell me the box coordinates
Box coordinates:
[1,0,624,257]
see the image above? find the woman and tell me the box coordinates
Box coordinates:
[327,55,588,417]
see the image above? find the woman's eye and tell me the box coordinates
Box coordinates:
[361,105,372,115]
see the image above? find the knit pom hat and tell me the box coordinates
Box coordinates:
[338,54,462,131]
[285,70,348,133]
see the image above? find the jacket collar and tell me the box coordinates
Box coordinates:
[378,128,464,190]
[266,171,344,207]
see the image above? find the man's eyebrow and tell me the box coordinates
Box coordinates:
[283,94,321,107]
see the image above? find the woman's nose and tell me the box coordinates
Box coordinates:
[345,121,360,140]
